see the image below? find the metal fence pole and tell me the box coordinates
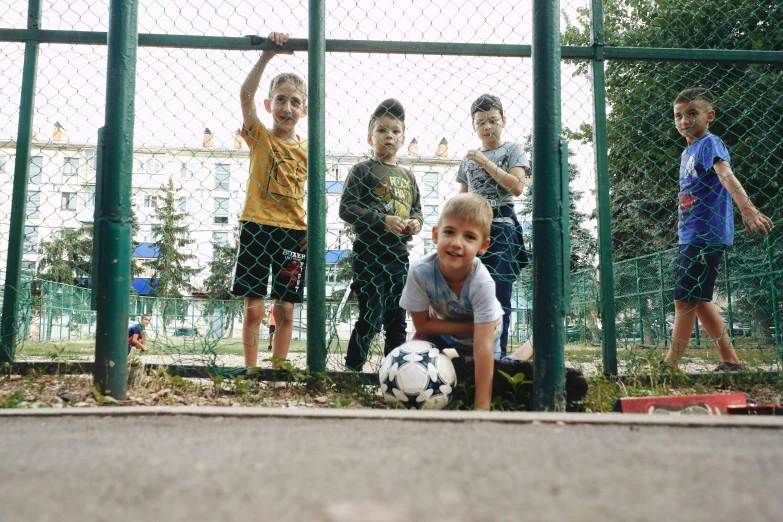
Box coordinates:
[658,252,667,348]
[306,0,327,374]
[589,0,617,375]
[92,0,139,398]
[768,238,780,347]
[532,0,566,411]
[0,0,42,366]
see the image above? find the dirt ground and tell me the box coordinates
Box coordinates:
[0,371,385,410]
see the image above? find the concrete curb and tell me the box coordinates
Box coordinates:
[1,405,783,429]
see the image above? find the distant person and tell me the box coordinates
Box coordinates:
[266,303,276,352]
[457,94,532,357]
[664,87,772,372]
[339,99,423,371]
[400,194,587,410]
[128,314,151,359]
[231,31,307,367]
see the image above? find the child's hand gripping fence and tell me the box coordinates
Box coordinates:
[0,0,780,381]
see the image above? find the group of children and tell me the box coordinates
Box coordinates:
[229,31,772,410]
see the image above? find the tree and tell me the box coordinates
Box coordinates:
[562,0,783,340]
[144,177,200,328]
[36,227,93,286]
[202,228,242,338]
[518,137,597,273]
[36,227,94,339]
[562,0,782,261]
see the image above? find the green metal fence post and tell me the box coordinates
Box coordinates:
[658,252,667,348]
[532,0,566,411]
[768,237,780,347]
[590,0,617,375]
[0,0,42,366]
[723,249,734,341]
[306,0,327,375]
[635,258,644,342]
[92,0,139,398]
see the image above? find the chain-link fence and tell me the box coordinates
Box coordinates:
[1,0,781,380]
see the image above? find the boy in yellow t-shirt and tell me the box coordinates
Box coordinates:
[232,31,307,367]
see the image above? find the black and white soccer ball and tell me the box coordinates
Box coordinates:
[379,340,457,410]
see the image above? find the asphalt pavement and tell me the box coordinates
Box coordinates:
[1,408,782,522]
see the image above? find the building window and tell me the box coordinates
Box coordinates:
[327,165,342,181]
[21,260,36,278]
[422,237,435,254]
[212,231,229,245]
[63,157,79,181]
[29,156,42,184]
[82,186,95,207]
[24,226,38,254]
[26,190,40,219]
[423,171,439,199]
[178,197,189,213]
[0,155,7,173]
[135,155,164,173]
[180,160,197,179]
[212,231,229,259]
[143,195,159,208]
[423,204,439,226]
[214,197,229,224]
[62,192,77,211]
[83,149,96,170]
[214,164,230,191]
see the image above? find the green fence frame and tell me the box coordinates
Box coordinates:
[2,0,782,407]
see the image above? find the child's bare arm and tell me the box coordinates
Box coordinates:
[239,31,291,132]
[714,161,773,235]
[410,311,474,337]
[466,150,528,196]
[472,321,496,410]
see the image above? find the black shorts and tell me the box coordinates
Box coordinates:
[450,357,588,412]
[268,325,276,335]
[231,221,307,303]
[674,244,725,302]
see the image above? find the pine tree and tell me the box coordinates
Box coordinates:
[144,177,199,328]
[36,226,93,285]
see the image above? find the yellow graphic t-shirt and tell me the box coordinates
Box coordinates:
[241,123,308,230]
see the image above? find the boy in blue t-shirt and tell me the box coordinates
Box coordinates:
[128,314,151,359]
[400,194,587,410]
[664,87,773,372]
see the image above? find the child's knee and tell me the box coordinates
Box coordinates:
[273,302,295,324]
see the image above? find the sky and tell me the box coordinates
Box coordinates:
[0,0,597,213]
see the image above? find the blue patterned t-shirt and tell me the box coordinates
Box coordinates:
[399,252,503,355]
[678,133,733,245]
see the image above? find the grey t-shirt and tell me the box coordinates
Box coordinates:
[400,252,502,355]
[456,141,529,208]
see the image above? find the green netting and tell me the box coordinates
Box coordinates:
[1,0,782,379]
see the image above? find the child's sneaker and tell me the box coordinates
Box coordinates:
[712,362,744,372]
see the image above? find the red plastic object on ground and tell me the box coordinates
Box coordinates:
[726,404,783,415]
[615,393,747,415]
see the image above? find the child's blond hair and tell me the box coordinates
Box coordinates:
[438,193,493,238]
[269,73,307,99]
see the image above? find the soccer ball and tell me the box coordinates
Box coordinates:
[379,340,457,410]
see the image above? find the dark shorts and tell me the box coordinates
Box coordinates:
[674,244,725,302]
[231,222,307,303]
[450,356,588,412]
[268,325,276,335]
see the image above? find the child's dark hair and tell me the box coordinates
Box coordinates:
[674,87,714,105]
[471,94,504,118]
[368,98,405,133]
